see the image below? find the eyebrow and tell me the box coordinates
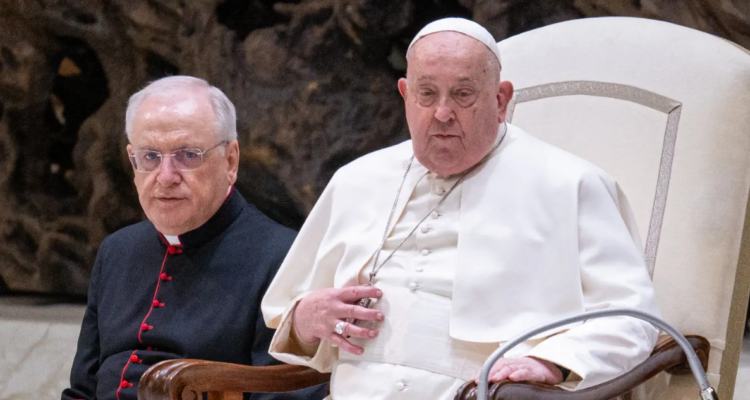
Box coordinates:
[133,143,202,151]
[415,75,476,83]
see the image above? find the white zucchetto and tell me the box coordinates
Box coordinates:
[406,17,501,66]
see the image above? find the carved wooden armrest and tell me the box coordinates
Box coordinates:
[454,335,709,400]
[138,360,331,400]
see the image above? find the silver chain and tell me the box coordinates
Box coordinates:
[366,123,508,284]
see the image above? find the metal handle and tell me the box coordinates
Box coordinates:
[476,308,717,400]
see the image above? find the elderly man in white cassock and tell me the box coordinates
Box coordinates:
[261,18,660,399]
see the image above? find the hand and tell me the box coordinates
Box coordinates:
[475,356,564,385]
[292,285,384,355]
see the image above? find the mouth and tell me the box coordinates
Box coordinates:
[433,134,459,140]
[155,197,186,204]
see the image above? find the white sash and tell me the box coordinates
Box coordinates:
[338,286,502,381]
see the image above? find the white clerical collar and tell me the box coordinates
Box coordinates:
[160,185,232,245]
[163,234,181,245]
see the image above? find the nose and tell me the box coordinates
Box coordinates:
[155,155,182,186]
[433,97,455,123]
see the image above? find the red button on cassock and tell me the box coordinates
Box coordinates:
[167,245,182,254]
[130,354,140,363]
[120,380,130,388]
[141,323,152,331]
[160,273,171,281]
[152,300,161,307]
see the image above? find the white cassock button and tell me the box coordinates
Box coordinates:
[396,381,406,391]
[435,186,446,195]
[421,225,430,233]
[431,211,440,219]
[408,282,419,292]
[420,249,430,256]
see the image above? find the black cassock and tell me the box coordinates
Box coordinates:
[62,189,328,400]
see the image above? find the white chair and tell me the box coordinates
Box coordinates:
[490,16,750,400]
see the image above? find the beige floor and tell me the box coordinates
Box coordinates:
[0,299,748,399]
[0,299,85,400]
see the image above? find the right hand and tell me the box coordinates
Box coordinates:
[292,285,384,355]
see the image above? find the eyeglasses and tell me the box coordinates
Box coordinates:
[129,141,228,173]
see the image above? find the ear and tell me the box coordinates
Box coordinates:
[497,80,515,123]
[398,78,408,101]
[126,144,135,172]
[225,140,240,186]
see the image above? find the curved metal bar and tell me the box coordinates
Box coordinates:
[476,308,717,400]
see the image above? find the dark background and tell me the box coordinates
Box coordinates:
[0,0,748,297]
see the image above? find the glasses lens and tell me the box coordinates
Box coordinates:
[134,151,162,172]
[172,149,202,171]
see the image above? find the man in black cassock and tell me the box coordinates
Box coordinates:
[61,76,327,400]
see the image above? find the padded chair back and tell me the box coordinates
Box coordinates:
[498,17,750,400]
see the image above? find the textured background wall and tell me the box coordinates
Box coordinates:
[1,0,749,295]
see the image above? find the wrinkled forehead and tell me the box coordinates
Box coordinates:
[130,89,217,144]
[406,32,497,80]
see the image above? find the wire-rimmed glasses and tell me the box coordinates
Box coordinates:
[129,141,228,173]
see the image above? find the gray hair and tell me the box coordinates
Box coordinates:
[124,76,237,142]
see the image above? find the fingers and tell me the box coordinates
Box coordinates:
[329,333,364,355]
[338,304,384,322]
[338,285,383,303]
[508,369,545,382]
[475,360,506,383]
[474,370,494,384]
[339,320,378,339]
[489,365,514,383]
[482,357,559,384]
[324,321,378,355]
[296,286,386,348]
[491,367,545,383]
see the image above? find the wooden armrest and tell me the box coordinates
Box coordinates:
[454,335,709,400]
[138,360,331,400]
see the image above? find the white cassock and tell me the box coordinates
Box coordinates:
[261,123,660,399]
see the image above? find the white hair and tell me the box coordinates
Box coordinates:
[124,76,237,142]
